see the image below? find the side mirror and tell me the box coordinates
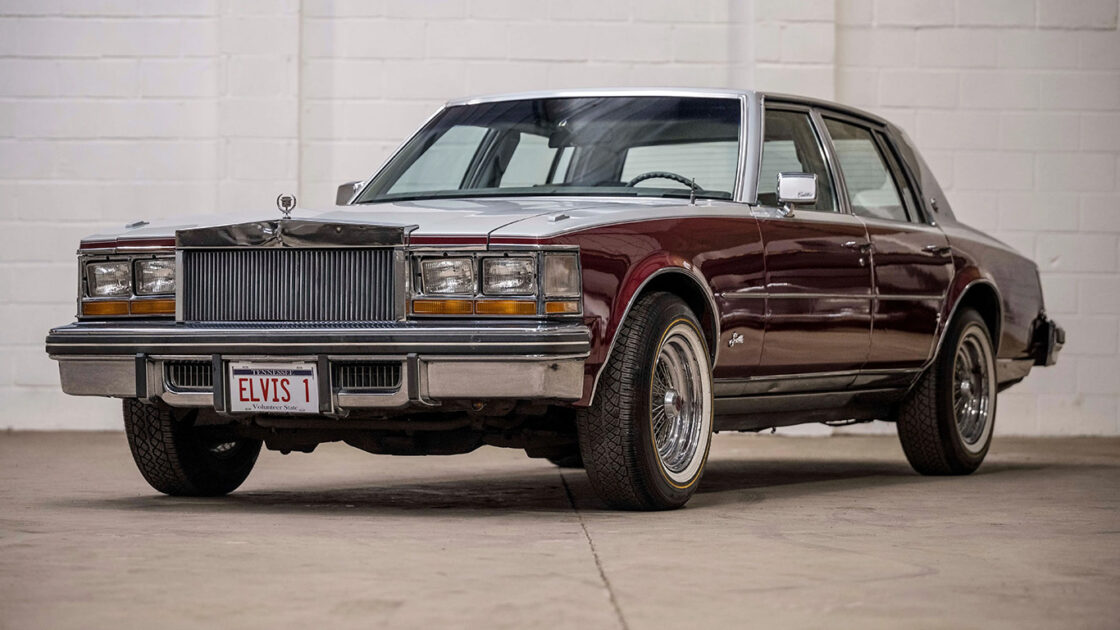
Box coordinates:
[336,181,364,206]
[776,172,816,216]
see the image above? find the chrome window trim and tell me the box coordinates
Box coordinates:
[357,93,748,206]
[743,91,762,205]
[756,100,845,215]
[446,87,751,107]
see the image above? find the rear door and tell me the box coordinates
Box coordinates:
[820,116,953,373]
[751,107,873,378]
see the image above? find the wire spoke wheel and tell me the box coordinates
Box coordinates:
[576,292,714,510]
[895,308,997,475]
[953,327,993,452]
[651,326,706,475]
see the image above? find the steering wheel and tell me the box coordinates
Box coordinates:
[625,171,703,191]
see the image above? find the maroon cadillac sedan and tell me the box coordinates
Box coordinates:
[47,89,1063,510]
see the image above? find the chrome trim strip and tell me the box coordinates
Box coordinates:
[55,353,587,407]
[809,106,853,216]
[722,291,943,301]
[715,367,919,383]
[875,294,946,301]
[49,323,588,335]
[447,87,751,107]
[742,91,762,204]
[174,249,184,321]
[734,93,751,204]
[49,340,591,350]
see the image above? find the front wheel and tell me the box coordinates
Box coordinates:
[896,308,996,475]
[577,292,714,510]
[123,399,262,496]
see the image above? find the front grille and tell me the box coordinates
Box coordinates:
[166,360,212,391]
[182,248,395,322]
[332,362,402,391]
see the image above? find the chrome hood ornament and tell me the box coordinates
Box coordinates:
[276,193,296,219]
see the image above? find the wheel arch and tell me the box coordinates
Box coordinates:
[589,265,720,405]
[937,276,1004,360]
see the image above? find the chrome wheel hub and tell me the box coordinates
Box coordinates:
[651,326,708,476]
[952,326,994,452]
[663,390,682,421]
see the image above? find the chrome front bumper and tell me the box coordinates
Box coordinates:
[46,321,590,411]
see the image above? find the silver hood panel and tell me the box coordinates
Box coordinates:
[82,196,742,246]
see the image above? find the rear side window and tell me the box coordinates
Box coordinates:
[758,110,835,212]
[823,118,910,222]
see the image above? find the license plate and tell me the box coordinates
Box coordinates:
[228,361,319,414]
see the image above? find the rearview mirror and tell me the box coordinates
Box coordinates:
[336,181,364,205]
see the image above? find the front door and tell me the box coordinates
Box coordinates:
[752,108,873,377]
[821,117,954,371]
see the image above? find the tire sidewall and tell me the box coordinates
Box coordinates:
[632,298,714,507]
[936,310,997,472]
[166,406,261,495]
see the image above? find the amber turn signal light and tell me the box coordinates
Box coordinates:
[545,300,580,314]
[412,299,474,315]
[81,300,129,316]
[475,300,537,316]
[130,299,176,315]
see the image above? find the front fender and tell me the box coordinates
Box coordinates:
[582,253,720,406]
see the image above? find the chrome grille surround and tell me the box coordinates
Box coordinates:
[181,248,395,323]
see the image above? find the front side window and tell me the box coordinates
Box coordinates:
[356,96,742,203]
[824,118,911,223]
[758,109,836,212]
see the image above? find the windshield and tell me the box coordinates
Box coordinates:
[355,96,742,204]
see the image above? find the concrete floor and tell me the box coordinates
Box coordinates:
[1,432,1117,630]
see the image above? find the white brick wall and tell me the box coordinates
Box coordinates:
[1,0,1117,434]
[836,0,1120,436]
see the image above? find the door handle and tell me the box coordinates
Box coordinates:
[923,244,953,256]
[843,241,872,253]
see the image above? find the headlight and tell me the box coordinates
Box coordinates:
[482,257,536,295]
[87,261,131,297]
[421,258,475,294]
[543,253,580,297]
[135,259,175,295]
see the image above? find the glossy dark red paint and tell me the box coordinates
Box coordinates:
[80,237,176,250]
[533,202,1044,407]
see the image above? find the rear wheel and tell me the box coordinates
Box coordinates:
[896,308,996,475]
[123,399,262,496]
[577,292,713,510]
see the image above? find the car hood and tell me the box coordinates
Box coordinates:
[81,196,715,246]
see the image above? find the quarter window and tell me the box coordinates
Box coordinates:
[824,118,910,223]
[758,110,835,212]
